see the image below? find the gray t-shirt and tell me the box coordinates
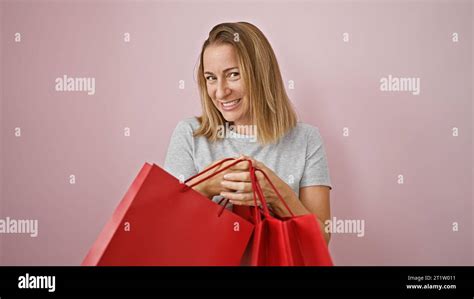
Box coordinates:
[163,117,333,202]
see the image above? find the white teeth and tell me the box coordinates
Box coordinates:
[222,99,240,107]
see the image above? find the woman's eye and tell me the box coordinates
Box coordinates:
[206,76,216,81]
[229,72,240,78]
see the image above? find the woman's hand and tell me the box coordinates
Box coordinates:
[186,156,252,199]
[219,155,297,214]
[218,155,332,244]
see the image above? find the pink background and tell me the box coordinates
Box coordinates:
[1,0,472,265]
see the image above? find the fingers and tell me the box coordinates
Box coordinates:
[217,156,248,172]
[230,199,261,206]
[222,172,251,182]
[221,170,265,193]
[229,159,252,171]
[223,170,263,182]
[220,191,261,206]
[229,155,262,170]
[220,180,252,192]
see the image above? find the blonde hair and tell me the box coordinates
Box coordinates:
[194,22,297,145]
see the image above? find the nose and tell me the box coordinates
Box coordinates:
[215,79,231,101]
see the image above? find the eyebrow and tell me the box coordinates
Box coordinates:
[204,67,239,75]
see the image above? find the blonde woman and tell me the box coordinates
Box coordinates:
[164,22,333,244]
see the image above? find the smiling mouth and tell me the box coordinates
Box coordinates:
[220,98,242,111]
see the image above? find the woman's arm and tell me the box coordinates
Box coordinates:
[271,185,331,244]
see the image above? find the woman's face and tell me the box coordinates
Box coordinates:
[203,44,249,125]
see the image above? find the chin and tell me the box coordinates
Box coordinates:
[221,112,243,123]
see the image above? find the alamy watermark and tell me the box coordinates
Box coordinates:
[380,74,420,95]
[0,217,38,237]
[216,123,257,142]
[18,273,55,293]
[324,217,365,237]
[55,74,95,95]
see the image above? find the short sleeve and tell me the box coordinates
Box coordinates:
[163,120,198,181]
[300,126,333,190]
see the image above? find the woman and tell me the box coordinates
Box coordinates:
[164,22,333,244]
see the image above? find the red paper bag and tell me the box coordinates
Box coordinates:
[237,166,334,266]
[82,159,254,266]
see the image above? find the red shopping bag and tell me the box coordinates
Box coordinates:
[236,164,333,266]
[82,159,254,266]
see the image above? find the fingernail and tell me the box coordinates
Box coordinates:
[223,174,229,179]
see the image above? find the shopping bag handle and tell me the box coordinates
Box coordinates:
[215,160,262,224]
[182,157,263,224]
[216,197,230,217]
[249,166,271,218]
[183,157,250,189]
[252,168,295,218]
[181,157,294,223]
